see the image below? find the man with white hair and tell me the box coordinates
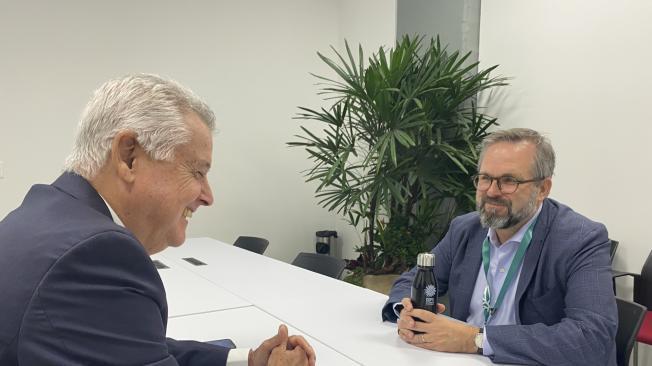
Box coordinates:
[0,74,315,366]
[382,128,617,365]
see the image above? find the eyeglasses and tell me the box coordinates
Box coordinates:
[472,174,544,194]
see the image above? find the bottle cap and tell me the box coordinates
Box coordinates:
[417,252,435,267]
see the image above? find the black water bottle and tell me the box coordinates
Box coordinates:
[411,252,438,313]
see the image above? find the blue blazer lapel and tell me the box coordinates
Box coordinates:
[454,227,487,320]
[514,199,555,322]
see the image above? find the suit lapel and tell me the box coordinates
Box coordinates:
[514,199,556,322]
[455,227,486,320]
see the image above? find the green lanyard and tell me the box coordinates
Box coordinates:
[481,219,537,325]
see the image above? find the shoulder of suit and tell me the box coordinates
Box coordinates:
[450,211,483,232]
[542,198,606,232]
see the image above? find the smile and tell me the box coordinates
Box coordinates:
[183,208,193,219]
[485,202,506,209]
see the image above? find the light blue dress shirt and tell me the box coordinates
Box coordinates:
[466,205,542,355]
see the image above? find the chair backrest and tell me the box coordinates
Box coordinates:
[609,239,619,263]
[233,236,269,255]
[634,248,652,307]
[615,297,646,366]
[291,252,346,279]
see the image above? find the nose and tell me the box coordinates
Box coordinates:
[199,181,214,206]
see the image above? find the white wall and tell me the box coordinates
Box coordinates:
[480,1,652,363]
[0,0,395,263]
[337,0,396,52]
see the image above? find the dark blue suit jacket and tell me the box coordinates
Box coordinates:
[382,199,617,365]
[0,172,229,365]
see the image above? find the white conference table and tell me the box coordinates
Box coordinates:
[154,254,358,364]
[151,254,250,318]
[158,237,496,366]
[167,306,359,365]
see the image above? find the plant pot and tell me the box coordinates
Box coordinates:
[362,274,400,295]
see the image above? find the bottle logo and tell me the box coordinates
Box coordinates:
[425,284,437,297]
[424,284,437,305]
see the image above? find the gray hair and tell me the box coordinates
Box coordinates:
[64,74,215,179]
[478,128,555,179]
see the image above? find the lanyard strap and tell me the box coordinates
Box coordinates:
[481,219,537,325]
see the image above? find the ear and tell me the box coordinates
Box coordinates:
[538,177,552,200]
[110,131,139,184]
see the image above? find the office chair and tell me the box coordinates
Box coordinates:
[615,298,646,366]
[233,236,269,255]
[291,252,346,279]
[610,239,619,263]
[613,248,652,366]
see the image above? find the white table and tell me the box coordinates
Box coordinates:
[159,238,496,366]
[151,254,250,318]
[167,306,359,365]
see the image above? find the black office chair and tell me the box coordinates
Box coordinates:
[610,239,619,263]
[233,236,269,255]
[613,248,652,366]
[615,298,646,366]
[291,252,346,279]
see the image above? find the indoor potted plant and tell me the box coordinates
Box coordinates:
[289,35,505,292]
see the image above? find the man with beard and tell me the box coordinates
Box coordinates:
[381,128,617,365]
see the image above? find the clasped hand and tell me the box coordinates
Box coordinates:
[396,297,479,354]
[249,324,316,366]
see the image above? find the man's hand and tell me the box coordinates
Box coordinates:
[396,297,479,354]
[249,324,316,366]
[287,334,316,366]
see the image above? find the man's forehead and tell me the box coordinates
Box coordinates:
[480,141,535,174]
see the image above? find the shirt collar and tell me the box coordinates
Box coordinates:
[98,194,125,228]
[487,204,543,247]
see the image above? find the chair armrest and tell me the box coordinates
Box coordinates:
[612,270,641,279]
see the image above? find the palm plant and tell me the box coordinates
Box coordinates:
[289,35,506,274]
